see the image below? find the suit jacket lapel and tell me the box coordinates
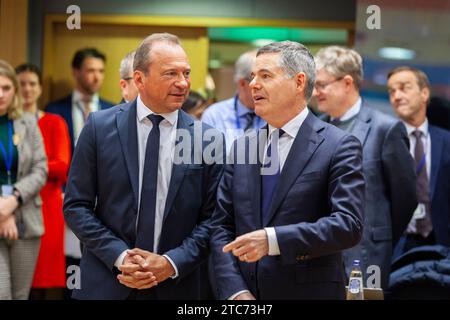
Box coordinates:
[116,101,139,208]
[350,102,371,146]
[163,111,193,223]
[429,126,443,200]
[264,112,325,226]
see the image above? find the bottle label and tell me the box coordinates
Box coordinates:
[349,278,362,294]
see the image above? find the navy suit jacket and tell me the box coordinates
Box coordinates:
[45,94,114,153]
[323,103,417,289]
[429,125,450,246]
[63,101,224,299]
[210,111,365,300]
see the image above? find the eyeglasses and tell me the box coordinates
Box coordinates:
[314,77,344,91]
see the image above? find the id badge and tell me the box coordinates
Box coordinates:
[1,184,14,196]
[413,203,426,220]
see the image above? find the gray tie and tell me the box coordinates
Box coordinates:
[413,129,433,238]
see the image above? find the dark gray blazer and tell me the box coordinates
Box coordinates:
[325,102,417,289]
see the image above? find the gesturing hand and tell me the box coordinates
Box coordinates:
[223,229,269,263]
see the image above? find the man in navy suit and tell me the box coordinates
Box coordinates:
[63,33,224,299]
[46,48,114,153]
[387,66,450,255]
[210,41,365,300]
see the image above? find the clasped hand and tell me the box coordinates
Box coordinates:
[117,248,175,290]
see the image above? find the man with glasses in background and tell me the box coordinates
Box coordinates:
[313,46,417,290]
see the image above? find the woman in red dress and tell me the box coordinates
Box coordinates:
[16,64,70,299]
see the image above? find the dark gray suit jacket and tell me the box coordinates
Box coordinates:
[325,102,417,289]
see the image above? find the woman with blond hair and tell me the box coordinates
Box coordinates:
[0,60,47,299]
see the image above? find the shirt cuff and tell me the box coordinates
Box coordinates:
[228,290,250,300]
[163,254,179,279]
[264,227,281,256]
[114,250,129,268]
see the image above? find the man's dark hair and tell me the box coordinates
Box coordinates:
[72,48,106,70]
[15,63,42,84]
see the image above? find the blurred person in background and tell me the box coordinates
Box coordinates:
[202,50,265,150]
[181,90,209,119]
[119,51,138,104]
[16,64,71,300]
[45,48,114,298]
[0,60,47,299]
[387,66,450,256]
[313,46,417,290]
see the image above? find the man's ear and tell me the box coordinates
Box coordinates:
[134,70,144,90]
[421,86,430,104]
[296,72,306,92]
[119,79,126,90]
[343,75,355,91]
[238,78,247,89]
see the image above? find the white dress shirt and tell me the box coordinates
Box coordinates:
[72,90,100,146]
[229,106,309,300]
[65,90,100,259]
[114,95,179,278]
[330,97,362,122]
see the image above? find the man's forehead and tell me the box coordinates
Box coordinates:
[253,53,281,71]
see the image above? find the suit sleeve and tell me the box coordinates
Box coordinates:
[275,134,365,264]
[63,113,129,269]
[382,121,417,245]
[209,142,250,300]
[164,131,225,280]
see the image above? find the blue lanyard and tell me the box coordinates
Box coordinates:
[234,95,261,130]
[0,121,14,184]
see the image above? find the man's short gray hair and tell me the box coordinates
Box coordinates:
[257,41,316,102]
[314,46,363,90]
[234,50,257,83]
[119,51,135,79]
[133,33,181,74]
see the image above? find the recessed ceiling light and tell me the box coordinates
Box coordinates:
[378,47,416,60]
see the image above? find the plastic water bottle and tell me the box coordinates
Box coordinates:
[347,259,364,300]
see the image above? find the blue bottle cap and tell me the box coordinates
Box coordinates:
[353,260,360,266]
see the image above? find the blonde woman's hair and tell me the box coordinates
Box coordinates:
[0,60,23,120]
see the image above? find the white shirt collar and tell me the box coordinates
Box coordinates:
[136,94,178,126]
[268,106,309,139]
[332,97,362,122]
[403,118,429,137]
[72,89,99,105]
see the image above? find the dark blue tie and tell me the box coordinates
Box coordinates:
[135,114,164,251]
[261,129,284,225]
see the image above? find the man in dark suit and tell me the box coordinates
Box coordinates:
[387,66,450,255]
[210,41,365,300]
[63,33,224,299]
[313,46,417,289]
[46,48,114,153]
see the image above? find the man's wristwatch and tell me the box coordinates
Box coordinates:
[13,189,23,205]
